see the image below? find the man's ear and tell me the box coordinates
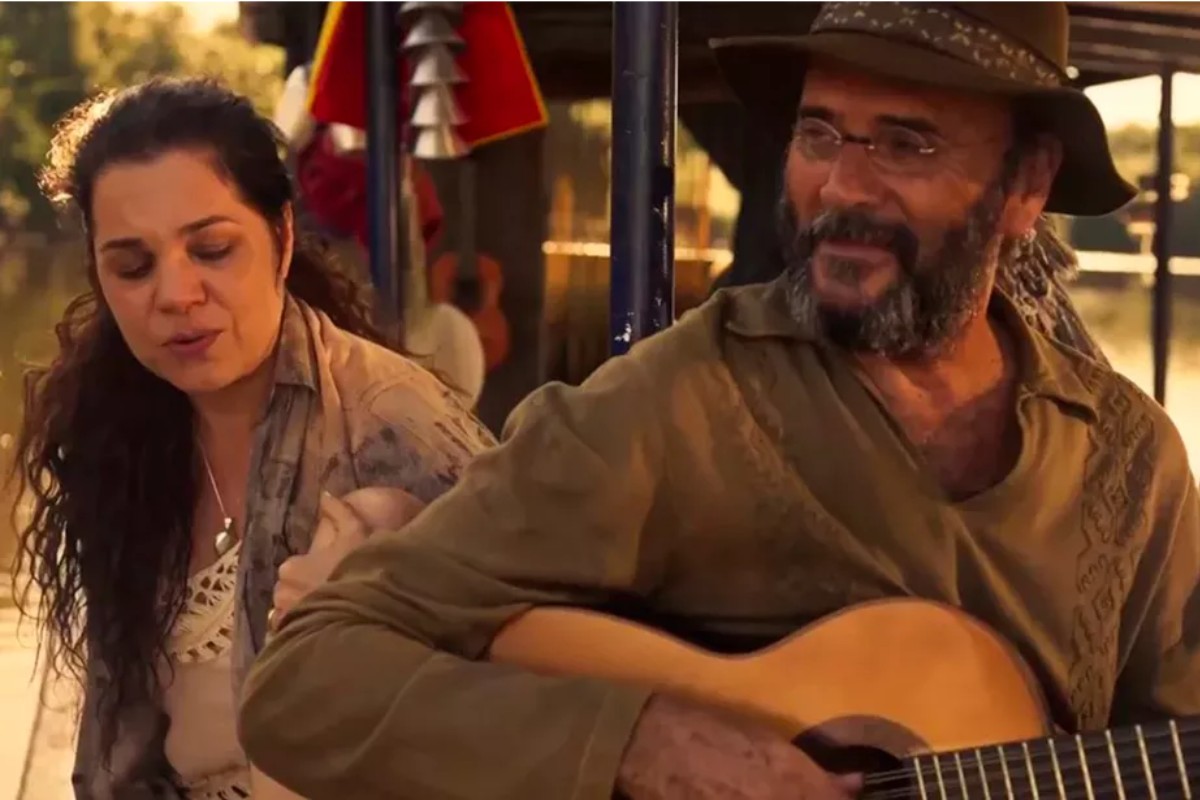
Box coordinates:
[278,203,296,285]
[1003,134,1063,238]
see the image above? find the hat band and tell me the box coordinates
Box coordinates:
[812,2,1065,89]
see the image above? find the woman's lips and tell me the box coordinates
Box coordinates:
[165,331,219,359]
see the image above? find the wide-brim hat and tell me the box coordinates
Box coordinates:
[710,2,1136,217]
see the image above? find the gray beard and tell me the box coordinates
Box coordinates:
[778,181,1007,359]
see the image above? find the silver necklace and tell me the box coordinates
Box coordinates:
[198,443,237,557]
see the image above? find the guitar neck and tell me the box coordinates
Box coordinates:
[872,718,1199,799]
[457,156,478,281]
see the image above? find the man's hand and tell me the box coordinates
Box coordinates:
[617,695,862,799]
[270,488,426,628]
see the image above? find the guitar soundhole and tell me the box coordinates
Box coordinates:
[454,275,482,312]
[794,730,903,777]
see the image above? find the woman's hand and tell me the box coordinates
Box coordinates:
[269,488,426,629]
[257,487,426,797]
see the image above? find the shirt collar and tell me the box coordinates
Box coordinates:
[271,294,318,392]
[721,277,1099,420]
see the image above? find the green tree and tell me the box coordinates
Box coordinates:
[177,19,284,116]
[73,2,185,90]
[0,2,284,237]
[75,3,284,117]
[0,2,87,233]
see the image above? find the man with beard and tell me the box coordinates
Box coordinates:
[240,4,1200,799]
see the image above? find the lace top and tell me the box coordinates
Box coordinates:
[164,543,252,799]
[172,544,240,665]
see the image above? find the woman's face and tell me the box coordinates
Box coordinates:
[90,149,294,396]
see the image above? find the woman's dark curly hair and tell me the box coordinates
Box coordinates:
[10,76,392,762]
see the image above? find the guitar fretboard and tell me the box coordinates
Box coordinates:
[863,717,1199,799]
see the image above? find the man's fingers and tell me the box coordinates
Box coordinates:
[834,772,864,797]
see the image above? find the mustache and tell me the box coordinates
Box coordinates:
[796,209,920,272]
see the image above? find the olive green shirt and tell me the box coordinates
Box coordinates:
[240,279,1200,799]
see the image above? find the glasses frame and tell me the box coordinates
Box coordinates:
[792,117,944,177]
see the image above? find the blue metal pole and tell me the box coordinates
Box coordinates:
[609,1,678,356]
[365,1,404,331]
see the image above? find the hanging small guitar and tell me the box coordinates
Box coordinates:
[429,156,511,372]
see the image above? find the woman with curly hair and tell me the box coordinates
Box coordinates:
[10,76,495,798]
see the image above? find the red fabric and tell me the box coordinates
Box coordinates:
[296,127,443,251]
[307,2,546,149]
[454,3,548,147]
[307,2,373,130]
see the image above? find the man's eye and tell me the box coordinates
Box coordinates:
[794,119,841,159]
[879,130,935,160]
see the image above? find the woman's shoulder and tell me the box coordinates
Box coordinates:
[307,307,498,499]
[306,307,425,392]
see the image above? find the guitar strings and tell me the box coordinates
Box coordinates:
[860,721,1198,793]
[864,736,1195,798]
[864,768,1190,800]
[862,717,1198,782]
[861,722,1198,786]
[861,740,1192,800]
[864,766,1189,800]
[864,743,1190,796]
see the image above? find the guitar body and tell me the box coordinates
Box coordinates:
[429,250,510,372]
[489,598,1051,760]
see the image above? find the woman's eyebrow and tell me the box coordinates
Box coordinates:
[98,215,238,252]
[179,214,237,234]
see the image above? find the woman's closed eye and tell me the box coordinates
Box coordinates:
[190,241,235,263]
[105,252,154,281]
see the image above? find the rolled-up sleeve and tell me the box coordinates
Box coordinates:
[239,351,670,799]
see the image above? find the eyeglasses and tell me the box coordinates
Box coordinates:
[793,117,942,176]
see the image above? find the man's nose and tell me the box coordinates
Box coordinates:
[817,145,888,211]
[154,253,206,312]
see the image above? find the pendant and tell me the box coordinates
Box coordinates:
[214,517,236,557]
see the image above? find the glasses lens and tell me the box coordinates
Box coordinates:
[794,118,841,161]
[873,126,937,174]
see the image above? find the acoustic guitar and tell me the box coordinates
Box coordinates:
[429,156,511,372]
[489,598,1198,799]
